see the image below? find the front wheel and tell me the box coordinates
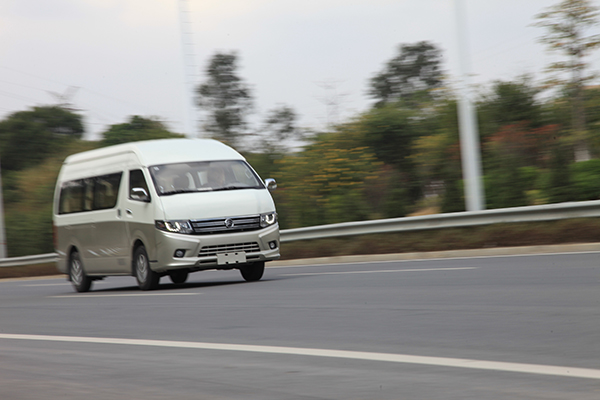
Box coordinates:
[69,250,92,293]
[134,245,159,290]
[240,261,265,282]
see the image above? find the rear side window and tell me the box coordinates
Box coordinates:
[58,172,123,214]
[93,173,122,210]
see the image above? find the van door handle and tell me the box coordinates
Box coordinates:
[126,209,133,215]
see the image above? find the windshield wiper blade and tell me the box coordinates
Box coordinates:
[212,185,258,191]
[161,188,212,195]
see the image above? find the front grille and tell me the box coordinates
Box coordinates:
[199,242,260,257]
[190,215,261,235]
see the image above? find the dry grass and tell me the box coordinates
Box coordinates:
[0,263,61,280]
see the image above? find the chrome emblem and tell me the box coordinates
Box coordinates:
[224,218,234,229]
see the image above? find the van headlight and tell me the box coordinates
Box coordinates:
[260,212,278,228]
[155,220,194,234]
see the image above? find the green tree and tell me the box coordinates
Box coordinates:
[245,105,303,181]
[583,87,600,156]
[477,77,543,138]
[546,142,575,202]
[197,52,253,146]
[570,158,600,200]
[482,122,560,207]
[476,78,563,207]
[101,116,183,146]
[0,106,83,172]
[273,132,381,228]
[368,41,443,107]
[484,159,529,209]
[441,170,465,213]
[260,105,303,152]
[534,0,600,161]
[357,105,424,203]
[410,98,465,213]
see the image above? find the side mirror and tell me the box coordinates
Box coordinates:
[265,178,277,191]
[131,187,150,202]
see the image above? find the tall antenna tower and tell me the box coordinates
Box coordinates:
[315,79,349,129]
[178,0,200,137]
[47,86,82,112]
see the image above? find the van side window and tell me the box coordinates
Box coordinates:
[59,180,84,214]
[93,173,122,210]
[58,172,122,214]
[129,169,150,201]
[83,178,94,211]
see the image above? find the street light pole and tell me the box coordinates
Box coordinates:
[454,0,485,211]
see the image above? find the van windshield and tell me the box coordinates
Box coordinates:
[149,160,264,196]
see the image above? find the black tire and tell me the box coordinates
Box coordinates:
[134,245,159,290]
[240,261,265,282]
[168,269,189,284]
[69,250,92,293]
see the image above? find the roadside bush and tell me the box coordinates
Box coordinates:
[570,159,600,201]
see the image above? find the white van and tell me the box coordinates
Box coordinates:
[53,138,280,292]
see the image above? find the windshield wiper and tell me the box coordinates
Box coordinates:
[212,185,259,191]
[161,188,212,195]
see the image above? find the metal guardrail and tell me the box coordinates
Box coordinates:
[0,253,58,268]
[3,200,600,268]
[279,200,600,242]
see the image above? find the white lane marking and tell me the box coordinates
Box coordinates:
[282,267,477,276]
[24,281,110,287]
[50,293,200,298]
[22,283,71,287]
[0,333,598,380]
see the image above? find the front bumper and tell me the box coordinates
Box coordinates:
[152,224,280,272]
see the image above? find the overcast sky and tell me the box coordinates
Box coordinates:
[2,0,600,140]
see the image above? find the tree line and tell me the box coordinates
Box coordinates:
[2,0,600,256]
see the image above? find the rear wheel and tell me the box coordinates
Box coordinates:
[134,245,159,290]
[168,269,189,284]
[240,261,265,282]
[69,250,92,293]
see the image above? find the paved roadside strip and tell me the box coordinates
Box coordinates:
[269,242,600,268]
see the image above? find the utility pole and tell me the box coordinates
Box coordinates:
[454,0,485,211]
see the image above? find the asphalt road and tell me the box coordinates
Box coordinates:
[1,252,599,399]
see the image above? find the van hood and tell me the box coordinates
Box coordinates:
[157,189,276,220]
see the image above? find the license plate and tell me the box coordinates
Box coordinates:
[217,252,247,265]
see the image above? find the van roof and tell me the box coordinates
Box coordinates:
[64,138,245,166]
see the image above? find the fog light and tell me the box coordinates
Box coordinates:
[174,249,186,258]
[268,241,278,250]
